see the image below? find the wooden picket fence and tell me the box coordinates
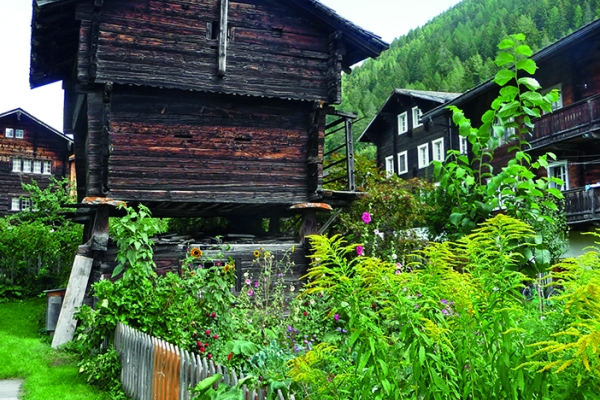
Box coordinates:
[114,323,294,400]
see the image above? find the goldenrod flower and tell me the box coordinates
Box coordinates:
[190,247,202,258]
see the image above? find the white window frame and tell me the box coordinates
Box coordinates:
[43,161,52,175]
[11,198,20,211]
[412,106,423,128]
[22,159,32,173]
[548,161,569,191]
[5,128,14,138]
[459,136,468,155]
[542,83,563,112]
[20,198,31,211]
[385,155,394,177]
[397,151,408,174]
[398,112,408,134]
[431,138,445,162]
[417,143,429,169]
[12,158,21,172]
[33,160,42,174]
[15,129,24,139]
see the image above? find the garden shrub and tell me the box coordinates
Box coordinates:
[290,214,588,399]
[0,177,81,300]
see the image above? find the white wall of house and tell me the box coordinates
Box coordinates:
[564,230,600,258]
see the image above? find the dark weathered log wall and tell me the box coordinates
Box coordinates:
[81,0,337,102]
[0,114,71,216]
[95,241,308,294]
[105,86,320,205]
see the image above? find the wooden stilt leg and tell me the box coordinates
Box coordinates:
[52,205,110,348]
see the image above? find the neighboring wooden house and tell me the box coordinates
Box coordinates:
[29,0,389,346]
[0,108,73,217]
[358,89,460,179]
[422,18,600,255]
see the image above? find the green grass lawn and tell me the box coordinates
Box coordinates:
[0,297,110,400]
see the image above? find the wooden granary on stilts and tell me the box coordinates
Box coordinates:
[29,0,388,346]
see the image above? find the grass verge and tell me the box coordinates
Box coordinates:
[0,297,109,400]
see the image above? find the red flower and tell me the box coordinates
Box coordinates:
[197,341,201,347]
[204,342,209,348]
[199,347,205,353]
[303,311,308,316]
[211,312,217,318]
[227,352,233,360]
[213,334,219,339]
[207,354,212,360]
[205,329,211,336]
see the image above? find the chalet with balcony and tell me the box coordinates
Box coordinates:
[358,89,461,178]
[0,108,73,217]
[421,18,600,254]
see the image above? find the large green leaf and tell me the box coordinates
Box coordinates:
[516,59,537,74]
[494,69,515,86]
[518,77,541,91]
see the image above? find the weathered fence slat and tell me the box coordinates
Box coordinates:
[114,323,292,400]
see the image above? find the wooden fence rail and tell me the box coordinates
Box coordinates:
[114,323,293,400]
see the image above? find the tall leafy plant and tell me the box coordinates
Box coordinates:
[432,33,566,268]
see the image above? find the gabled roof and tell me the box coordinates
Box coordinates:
[358,89,461,143]
[30,0,389,89]
[423,17,600,120]
[0,108,72,143]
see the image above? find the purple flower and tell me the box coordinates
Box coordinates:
[441,299,448,305]
[245,279,251,285]
[334,313,340,321]
[254,281,259,288]
[248,290,254,296]
[395,270,401,275]
[356,245,364,256]
[396,262,402,269]
[362,212,371,224]
[442,309,449,315]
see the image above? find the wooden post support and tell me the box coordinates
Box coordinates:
[51,255,94,348]
[217,0,229,77]
[52,201,117,348]
[291,202,332,242]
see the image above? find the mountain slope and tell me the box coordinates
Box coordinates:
[336,0,600,153]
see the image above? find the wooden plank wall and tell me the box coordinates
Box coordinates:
[105,86,315,204]
[83,0,334,102]
[97,241,307,293]
[0,114,70,216]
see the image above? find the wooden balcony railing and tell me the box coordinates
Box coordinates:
[530,94,600,145]
[563,186,600,224]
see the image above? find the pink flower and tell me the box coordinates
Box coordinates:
[334,313,340,321]
[248,290,254,296]
[362,212,371,224]
[356,245,364,256]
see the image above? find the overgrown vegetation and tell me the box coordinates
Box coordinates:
[0,178,81,301]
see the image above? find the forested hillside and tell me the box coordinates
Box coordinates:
[336,0,600,154]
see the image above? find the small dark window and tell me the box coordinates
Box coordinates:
[210,21,219,40]
[271,28,283,38]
